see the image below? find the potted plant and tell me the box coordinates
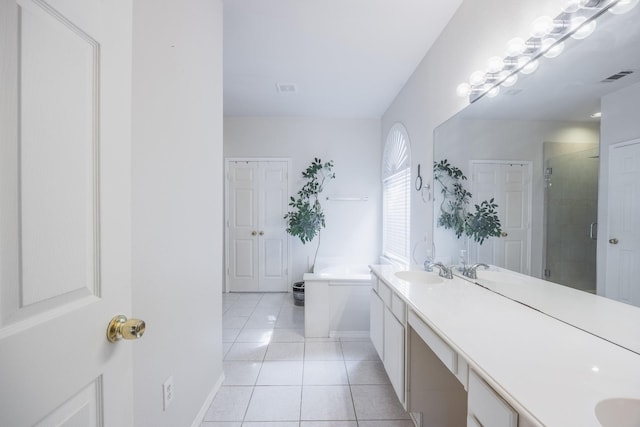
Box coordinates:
[285,158,335,305]
[285,157,336,268]
[433,159,502,244]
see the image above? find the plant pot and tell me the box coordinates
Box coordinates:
[292,281,305,306]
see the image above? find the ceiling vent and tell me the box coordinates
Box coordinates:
[276,83,298,94]
[601,70,634,83]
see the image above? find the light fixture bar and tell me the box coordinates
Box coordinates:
[460,0,628,104]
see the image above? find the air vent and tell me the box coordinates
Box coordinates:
[601,70,634,83]
[276,83,298,94]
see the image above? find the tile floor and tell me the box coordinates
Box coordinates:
[202,292,414,427]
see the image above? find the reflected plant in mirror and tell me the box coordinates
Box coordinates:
[434,159,502,244]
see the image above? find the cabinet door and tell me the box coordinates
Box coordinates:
[370,290,384,360]
[468,370,518,427]
[384,306,405,404]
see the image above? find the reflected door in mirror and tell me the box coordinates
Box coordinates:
[469,161,532,275]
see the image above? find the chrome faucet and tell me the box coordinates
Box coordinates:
[463,263,489,279]
[423,259,434,272]
[431,262,453,279]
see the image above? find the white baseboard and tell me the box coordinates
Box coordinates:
[329,331,370,339]
[190,372,225,427]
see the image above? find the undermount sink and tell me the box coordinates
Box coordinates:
[394,270,444,285]
[475,270,528,285]
[595,398,640,427]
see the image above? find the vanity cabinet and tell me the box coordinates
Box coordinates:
[467,370,518,427]
[369,277,406,405]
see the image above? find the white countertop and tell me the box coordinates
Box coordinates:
[370,264,640,427]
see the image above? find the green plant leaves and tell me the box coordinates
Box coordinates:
[434,160,502,244]
[284,158,335,244]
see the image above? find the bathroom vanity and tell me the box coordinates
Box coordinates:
[369,264,640,427]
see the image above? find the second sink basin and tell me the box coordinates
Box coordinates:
[595,398,640,427]
[394,270,444,285]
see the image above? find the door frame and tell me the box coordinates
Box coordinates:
[468,160,533,275]
[224,157,292,293]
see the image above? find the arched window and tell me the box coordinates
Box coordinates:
[382,123,411,264]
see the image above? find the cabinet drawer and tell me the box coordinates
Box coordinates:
[378,281,392,308]
[408,311,457,375]
[468,370,518,427]
[390,292,406,324]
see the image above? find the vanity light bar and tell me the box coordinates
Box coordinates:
[457,0,637,103]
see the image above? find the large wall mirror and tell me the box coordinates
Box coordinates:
[433,4,640,353]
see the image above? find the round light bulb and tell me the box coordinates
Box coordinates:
[487,86,500,98]
[570,16,597,39]
[531,16,554,38]
[506,38,526,57]
[456,82,471,98]
[487,56,505,73]
[469,70,487,86]
[609,0,639,14]
[518,56,539,74]
[501,73,518,88]
[561,0,586,13]
[542,38,565,58]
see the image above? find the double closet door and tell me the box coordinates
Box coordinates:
[226,160,290,292]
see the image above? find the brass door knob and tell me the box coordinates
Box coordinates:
[609,238,619,245]
[107,315,146,343]
[251,231,257,236]
[259,231,264,236]
[501,232,508,237]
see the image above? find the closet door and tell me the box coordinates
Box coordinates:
[227,160,289,292]
[258,161,289,292]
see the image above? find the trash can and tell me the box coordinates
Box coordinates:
[292,281,305,306]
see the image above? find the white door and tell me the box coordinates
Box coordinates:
[469,162,531,274]
[606,140,640,306]
[0,0,134,426]
[227,160,289,292]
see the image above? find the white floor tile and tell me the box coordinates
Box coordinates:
[201,422,241,427]
[223,361,262,386]
[300,386,355,421]
[350,385,410,420]
[223,315,250,329]
[204,386,253,421]
[244,386,302,422]
[223,329,241,343]
[265,342,305,360]
[303,361,348,385]
[357,421,415,427]
[242,422,299,427]
[225,342,268,361]
[257,361,304,385]
[236,328,274,343]
[340,341,379,361]
[271,329,305,343]
[304,342,343,361]
[300,422,356,427]
[345,361,390,385]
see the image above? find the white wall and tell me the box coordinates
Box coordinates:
[382,0,567,259]
[224,117,381,283]
[597,81,640,292]
[132,1,224,426]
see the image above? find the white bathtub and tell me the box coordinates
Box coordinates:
[303,262,373,338]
